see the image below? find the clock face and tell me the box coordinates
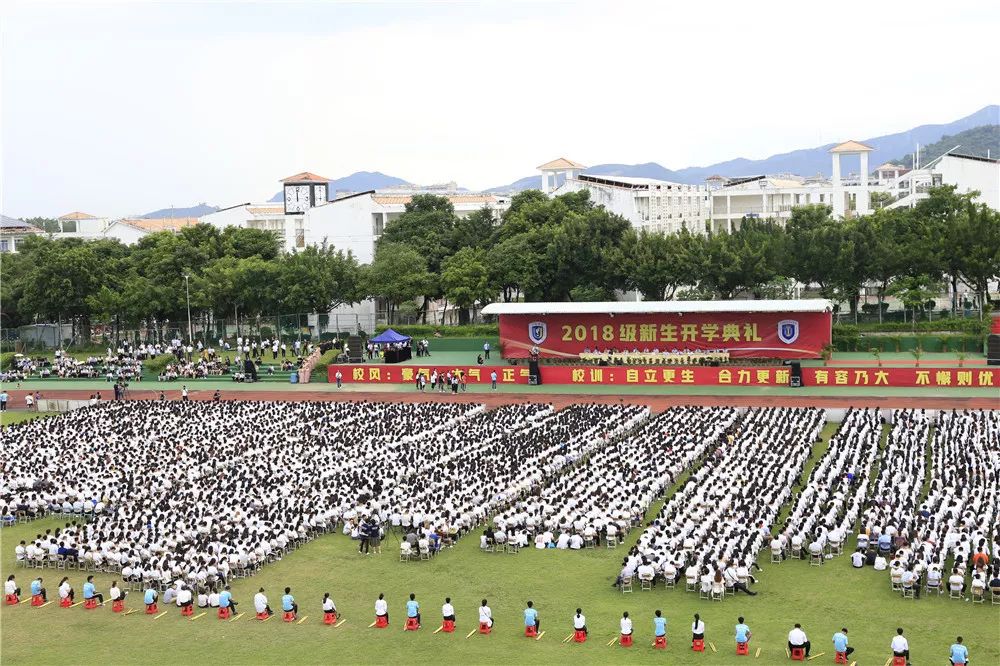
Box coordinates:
[284,185,310,213]
[313,184,327,205]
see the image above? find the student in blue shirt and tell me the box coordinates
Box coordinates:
[949,636,969,665]
[281,587,297,616]
[406,593,421,626]
[735,617,752,645]
[143,585,158,608]
[83,575,104,605]
[833,627,854,658]
[524,601,539,631]
[31,577,46,602]
[653,610,667,638]
[220,585,237,616]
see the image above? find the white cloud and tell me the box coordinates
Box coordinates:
[1,0,997,217]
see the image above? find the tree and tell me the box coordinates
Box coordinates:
[221,226,282,260]
[956,202,1000,319]
[441,247,491,323]
[452,207,497,252]
[888,274,943,327]
[784,205,841,295]
[362,243,433,324]
[486,234,542,302]
[620,228,703,300]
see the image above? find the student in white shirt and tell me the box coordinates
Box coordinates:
[197,589,209,608]
[788,623,810,657]
[851,549,865,568]
[58,577,74,602]
[441,597,455,623]
[891,627,910,663]
[4,575,20,600]
[572,608,587,635]
[478,599,493,628]
[109,581,125,603]
[322,593,337,616]
[620,611,633,636]
[375,593,388,624]
[177,585,193,609]
[254,587,272,616]
[691,613,705,640]
[208,590,220,607]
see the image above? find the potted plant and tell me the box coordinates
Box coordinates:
[910,343,923,368]
[956,351,967,368]
[821,344,834,366]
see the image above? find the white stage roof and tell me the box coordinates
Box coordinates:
[481,299,833,315]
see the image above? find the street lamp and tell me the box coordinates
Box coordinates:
[183,274,193,344]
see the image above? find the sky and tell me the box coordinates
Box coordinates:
[1,0,997,218]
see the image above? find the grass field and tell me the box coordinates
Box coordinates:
[0,411,56,426]
[2,419,997,665]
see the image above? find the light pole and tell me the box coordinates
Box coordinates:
[183,274,193,344]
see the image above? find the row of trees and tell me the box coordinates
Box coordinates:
[2,185,998,340]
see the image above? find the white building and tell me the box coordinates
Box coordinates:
[0,215,42,253]
[932,153,999,210]
[544,159,711,234]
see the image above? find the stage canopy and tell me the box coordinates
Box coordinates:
[370,328,411,344]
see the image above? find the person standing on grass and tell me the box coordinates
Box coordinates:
[833,628,854,659]
[0,389,8,411]
[483,340,490,359]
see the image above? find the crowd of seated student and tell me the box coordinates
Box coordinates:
[854,409,999,600]
[620,408,823,594]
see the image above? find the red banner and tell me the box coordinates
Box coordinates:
[328,364,997,389]
[497,311,831,359]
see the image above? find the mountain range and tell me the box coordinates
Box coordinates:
[139,105,998,216]
[487,104,999,191]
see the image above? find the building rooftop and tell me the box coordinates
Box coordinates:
[247,206,285,215]
[0,215,40,233]
[578,173,690,190]
[59,211,98,220]
[372,194,498,206]
[482,299,833,316]
[280,172,332,183]
[829,140,874,153]
[120,217,200,232]
[537,157,587,170]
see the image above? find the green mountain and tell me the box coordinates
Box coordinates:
[891,124,1000,168]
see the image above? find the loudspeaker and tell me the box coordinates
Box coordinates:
[528,360,542,386]
[789,361,802,387]
[243,358,258,381]
[346,335,364,363]
[987,334,1000,366]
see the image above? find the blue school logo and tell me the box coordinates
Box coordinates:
[528,322,547,345]
[777,319,800,344]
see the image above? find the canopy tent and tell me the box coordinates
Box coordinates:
[370,328,411,344]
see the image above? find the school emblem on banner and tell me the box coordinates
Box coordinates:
[777,319,800,344]
[528,321,547,345]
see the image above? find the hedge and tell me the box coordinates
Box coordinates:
[0,352,14,371]
[833,334,984,353]
[374,324,499,338]
[833,317,990,336]
[310,349,340,382]
[143,354,177,377]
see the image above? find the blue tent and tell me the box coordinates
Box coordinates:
[370,328,411,344]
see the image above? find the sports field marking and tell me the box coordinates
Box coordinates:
[229,613,243,623]
[433,626,443,634]
[334,619,346,628]
[535,631,545,641]
[464,629,477,639]
[153,611,168,620]
[808,652,825,660]
[190,612,206,621]
[297,616,308,625]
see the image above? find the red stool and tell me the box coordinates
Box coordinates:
[112,599,125,613]
[4,594,18,606]
[181,605,194,617]
[479,621,491,634]
[324,611,337,625]
[654,635,667,649]
[375,615,389,628]
[791,647,805,661]
[256,612,270,620]
[146,603,159,614]
[692,638,705,652]
[574,629,587,643]
[737,641,750,655]
[620,633,633,647]
[441,619,455,633]
[283,611,296,622]
[405,617,420,631]
[525,625,537,637]
[835,652,848,664]
[60,597,73,608]
[84,598,99,610]
[892,658,906,666]
[217,606,231,619]
[31,595,45,607]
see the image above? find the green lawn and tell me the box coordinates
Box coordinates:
[1,419,996,665]
[0,411,57,426]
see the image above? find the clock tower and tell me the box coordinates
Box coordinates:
[281,172,331,215]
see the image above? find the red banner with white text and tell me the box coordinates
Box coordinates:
[328,364,997,389]
[497,312,831,359]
